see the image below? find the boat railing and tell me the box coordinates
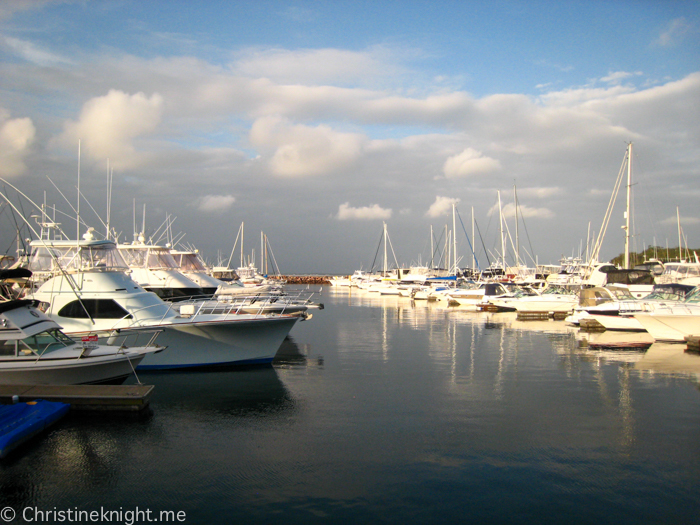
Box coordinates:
[174,291,317,319]
[91,328,165,351]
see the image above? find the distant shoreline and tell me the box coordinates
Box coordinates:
[268,275,332,284]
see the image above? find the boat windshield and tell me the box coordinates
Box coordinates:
[173,253,207,272]
[121,247,179,270]
[29,243,129,273]
[20,328,75,354]
[542,285,577,296]
[684,287,700,304]
[609,287,635,300]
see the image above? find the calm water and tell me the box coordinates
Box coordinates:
[2,286,700,524]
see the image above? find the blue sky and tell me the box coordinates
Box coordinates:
[0,0,698,273]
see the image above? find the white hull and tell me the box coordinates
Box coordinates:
[0,350,148,384]
[634,313,700,342]
[589,314,644,331]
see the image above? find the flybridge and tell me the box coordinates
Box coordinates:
[28,239,129,274]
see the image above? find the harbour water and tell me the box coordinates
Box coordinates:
[1,286,700,524]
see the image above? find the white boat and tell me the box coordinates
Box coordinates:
[655,262,700,287]
[170,249,223,295]
[504,284,579,314]
[0,299,163,384]
[447,282,513,309]
[567,283,694,331]
[633,287,700,341]
[118,240,204,300]
[22,238,300,370]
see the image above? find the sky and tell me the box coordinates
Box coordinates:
[0,0,698,274]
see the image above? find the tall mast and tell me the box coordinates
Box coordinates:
[452,202,457,275]
[624,142,632,268]
[76,139,81,243]
[383,221,388,275]
[514,183,519,268]
[498,191,505,271]
[471,206,475,272]
[430,225,434,268]
[241,222,244,267]
[677,207,682,261]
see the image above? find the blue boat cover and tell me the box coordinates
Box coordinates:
[0,400,70,458]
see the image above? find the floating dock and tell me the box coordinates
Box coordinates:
[0,400,69,459]
[0,384,154,412]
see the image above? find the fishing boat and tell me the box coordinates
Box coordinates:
[0,299,162,384]
[21,237,301,370]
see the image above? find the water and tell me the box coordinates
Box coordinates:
[2,286,700,524]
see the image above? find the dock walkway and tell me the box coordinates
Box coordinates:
[0,384,154,412]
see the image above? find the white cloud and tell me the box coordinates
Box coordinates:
[336,202,392,220]
[443,148,501,178]
[232,47,403,85]
[196,195,236,212]
[0,111,35,177]
[516,187,562,199]
[600,71,643,85]
[2,35,73,66]
[425,196,460,218]
[53,90,164,170]
[494,202,555,220]
[250,116,365,177]
[661,215,700,226]
[655,18,692,47]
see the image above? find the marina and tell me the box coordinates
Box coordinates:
[1,285,699,523]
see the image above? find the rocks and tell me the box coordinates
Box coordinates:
[267,275,332,285]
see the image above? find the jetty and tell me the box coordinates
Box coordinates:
[268,275,331,285]
[0,384,154,412]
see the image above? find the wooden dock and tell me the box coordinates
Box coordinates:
[0,384,154,412]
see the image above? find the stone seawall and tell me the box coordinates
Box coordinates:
[268,275,332,285]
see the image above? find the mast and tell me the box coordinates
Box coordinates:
[471,206,475,272]
[677,207,682,261]
[76,139,81,243]
[241,221,244,267]
[498,191,505,272]
[383,221,388,275]
[514,183,519,268]
[430,225,434,268]
[624,142,632,268]
[452,202,457,275]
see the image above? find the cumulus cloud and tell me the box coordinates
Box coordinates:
[425,196,460,218]
[0,111,35,177]
[196,194,236,212]
[250,116,365,177]
[336,202,392,220]
[443,148,501,178]
[53,90,164,169]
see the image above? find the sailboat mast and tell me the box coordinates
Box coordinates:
[471,206,475,272]
[514,183,519,268]
[430,225,434,268]
[452,203,457,275]
[498,191,505,272]
[383,221,388,275]
[624,142,632,268]
[677,207,682,261]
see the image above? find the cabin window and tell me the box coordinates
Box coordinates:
[58,299,133,319]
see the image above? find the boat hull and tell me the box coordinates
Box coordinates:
[0,353,147,385]
[135,316,299,370]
